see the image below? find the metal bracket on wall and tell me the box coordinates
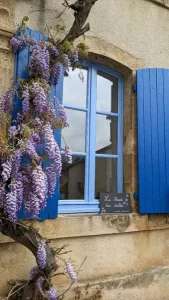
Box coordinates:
[132,83,137,92]
[133,192,138,200]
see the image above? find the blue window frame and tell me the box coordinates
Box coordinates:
[58,62,124,214]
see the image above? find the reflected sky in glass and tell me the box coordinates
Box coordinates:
[61,109,86,152]
[63,68,87,107]
[96,114,118,154]
[97,71,118,113]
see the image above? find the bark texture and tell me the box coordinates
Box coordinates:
[61,0,98,43]
[0,214,57,299]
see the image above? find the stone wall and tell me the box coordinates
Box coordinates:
[1,0,169,299]
[1,214,169,298]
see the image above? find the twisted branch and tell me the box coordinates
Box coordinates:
[0,215,57,279]
[61,0,98,43]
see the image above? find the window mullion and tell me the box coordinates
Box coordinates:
[88,64,97,203]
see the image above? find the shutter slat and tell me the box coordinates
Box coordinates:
[163,69,169,210]
[143,69,153,213]
[157,69,167,212]
[137,68,169,213]
[149,69,160,212]
[137,70,146,213]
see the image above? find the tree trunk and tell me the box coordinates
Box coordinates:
[0,214,57,299]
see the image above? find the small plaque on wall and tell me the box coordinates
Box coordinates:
[100,192,130,214]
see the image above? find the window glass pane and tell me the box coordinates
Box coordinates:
[97,71,118,113]
[96,114,118,155]
[60,156,85,200]
[95,158,117,199]
[61,109,86,152]
[63,67,87,107]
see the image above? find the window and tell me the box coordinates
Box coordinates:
[58,62,124,213]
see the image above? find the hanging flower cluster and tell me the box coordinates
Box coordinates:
[37,240,47,270]
[0,32,79,223]
[66,262,78,283]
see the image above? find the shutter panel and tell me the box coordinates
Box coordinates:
[137,68,169,213]
[14,28,61,219]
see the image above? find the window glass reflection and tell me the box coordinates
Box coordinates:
[96,114,118,155]
[60,156,85,200]
[61,109,86,152]
[97,71,118,113]
[95,158,117,199]
[63,68,87,107]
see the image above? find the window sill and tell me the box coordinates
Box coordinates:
[58,200,100,214]
[1,213,169,244]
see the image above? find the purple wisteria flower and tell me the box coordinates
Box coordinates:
[24,139,41,163]
[32,83,48,114]
[2,160,12,182]
[43,123,62,195]
[48,46,59,57]
[0,87,16,118]
[22,87,30,115]
[50,63,62,85]
[30,266,39,280]
[45,102,58,128]
[11,150,21,177]
[63,54,71,71]
[34,117,43,129]
[22,164,47,217]
[66,263,78,283]
[31,165,47,210]
[0,185,5,208]
[30,44,50,80]
[36,276,44,292]
[5,181,17,222]
[10,35,25,52]
[32,132,41,146]
[46,287,57,300]
[16,173,23,210]
[37,240,46,270]
[24,36,36,46]
[56,101,67,127]
[43,123,60,163]
[65,145,72,164]
[5,190,17,222]
[5,177,23,222]
[22,165,33,213]
[8,125,18,137]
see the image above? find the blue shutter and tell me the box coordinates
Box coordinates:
[14,28,61,219]
[137,68,169,213]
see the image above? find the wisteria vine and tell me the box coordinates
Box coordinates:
[0,32,80,222]
[0,28,82,299]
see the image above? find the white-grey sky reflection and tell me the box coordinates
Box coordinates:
[61,68,117,153]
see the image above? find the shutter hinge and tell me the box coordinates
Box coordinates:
[133,192,138,200]
[132,83,137,92]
